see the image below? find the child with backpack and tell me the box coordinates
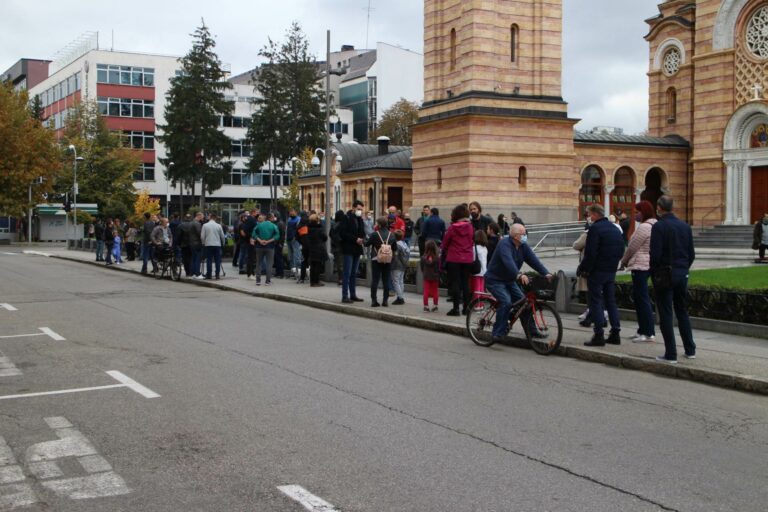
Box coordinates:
[365,217,397,307]
[420,239,441,312]
[471,230,488,305]
[390,230,410,305]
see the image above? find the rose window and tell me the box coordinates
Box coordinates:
[746,6,768,59]
[663,47,681,76]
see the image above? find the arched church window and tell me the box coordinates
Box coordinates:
[666,87,677,123]
[746,6,768,60]
[510,25,519,63]
[662,47,681,76]
[579,165,604,219]
[450,29,457,71]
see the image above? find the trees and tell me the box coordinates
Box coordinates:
[280,147,313,211]
[157,20,234,212]
[373,98,420,146]
[248,22,326,209]
[58,101,139,218]
[0,82,59,217]
[132,188,161,224]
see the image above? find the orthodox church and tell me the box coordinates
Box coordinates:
[301,0,768,227]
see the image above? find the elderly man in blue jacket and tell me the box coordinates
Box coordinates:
[577,203,625,346]
[486,223,552,343]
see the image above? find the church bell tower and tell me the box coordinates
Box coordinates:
[412,0,579,222]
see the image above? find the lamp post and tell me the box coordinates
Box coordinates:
[68,145,84,240]
[312,147,342,279]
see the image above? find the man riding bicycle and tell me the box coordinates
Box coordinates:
[485,224,553,343]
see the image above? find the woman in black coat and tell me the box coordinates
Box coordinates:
[296,211,310,284]
[307,214,328,287]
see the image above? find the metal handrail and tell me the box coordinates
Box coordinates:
[700,202,724,232]
[526,221,584,229]
[532,228,586,251]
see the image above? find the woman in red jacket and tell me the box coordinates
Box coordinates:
[441,204,475,316]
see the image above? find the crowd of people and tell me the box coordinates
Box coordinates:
[85,193,699,363]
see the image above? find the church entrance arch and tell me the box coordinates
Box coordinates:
[579,165,604,220]
[641,167,667,208]
[611,167,636,235]
[723,102,768,224]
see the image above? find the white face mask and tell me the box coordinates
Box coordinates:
[355,209,363,217]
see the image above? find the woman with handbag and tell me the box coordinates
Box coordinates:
[620,201,657,342]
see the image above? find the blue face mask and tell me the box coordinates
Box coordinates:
[519,234,528,244]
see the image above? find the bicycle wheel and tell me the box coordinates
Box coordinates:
[525,301,563,355]
[170,258,182,281]
[466,296,498,347]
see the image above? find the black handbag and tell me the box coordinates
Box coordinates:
[470,244,482,274]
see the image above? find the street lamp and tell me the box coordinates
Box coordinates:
[67,145,84,241]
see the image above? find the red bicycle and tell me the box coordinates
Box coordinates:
[466,277,562,355]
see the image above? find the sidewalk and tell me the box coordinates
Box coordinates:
[37,248,768,396]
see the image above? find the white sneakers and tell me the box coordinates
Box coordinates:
[630,334,656,343]
[655,356,678,364]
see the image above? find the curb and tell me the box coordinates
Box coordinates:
[48,253,768,396]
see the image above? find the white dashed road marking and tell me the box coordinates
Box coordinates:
[0,328,65,341]
[0,304,17,311]
[277,485,340,512]
[0,370,160,401]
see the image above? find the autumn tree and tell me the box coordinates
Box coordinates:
[157,20,234,211]
[58,101,139,217]
[373,98,420,146]
[132,188,161,225]
[249,22,326,209]
[0,82,59,217]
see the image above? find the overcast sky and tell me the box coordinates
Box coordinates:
[2,0,660,134]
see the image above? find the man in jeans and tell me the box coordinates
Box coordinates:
[94,219,105,262]
[251,213,280,285]
[577,203,625,347]
[201,213,226,280]
[650,195,696,363]
[140,212,157,274]
[286,208,301,277]
[340,200,366,303]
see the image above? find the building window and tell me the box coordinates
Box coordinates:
[121,131,154,150]
[746,6,768,60]
[96,64,155,87]
[230,139,251,158]
[437,167,443,190]
[518,166,527,188]
[221,115,251,128]
[97,97,154,118]
[450,28,457,70]
[307,193,312,211]
[133,163,155,181]
[666,87,677,123]
[662,47,681,76]
[511,25,519,63]
[368,188,374,209]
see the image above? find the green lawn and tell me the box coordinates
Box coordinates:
[616,265,768,291]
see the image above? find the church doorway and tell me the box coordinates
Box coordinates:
[641,167,666,207]
[611,167,636,235]
[752,167,768,223]
[579,165,604,219]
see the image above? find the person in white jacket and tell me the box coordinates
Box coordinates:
[620,201,658,342]
[201,213,226,280]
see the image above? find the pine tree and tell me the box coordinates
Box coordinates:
[157,20,234,211]
[248,22,325,209]
[28,94,44,121]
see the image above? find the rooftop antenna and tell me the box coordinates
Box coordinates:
[365,0,375,49]
[111,29,114,51]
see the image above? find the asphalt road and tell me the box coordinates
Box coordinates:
[0,251,766,511]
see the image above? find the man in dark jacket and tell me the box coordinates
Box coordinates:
[577,203,625,346]
[421,208,446,246]
[94,219,105,262]
[240,209,259,278]
[753,213,768,260]
[469,201,493,233]
[414,205,431,255]
[140,213,157,274]
[340,200,366,303]
[650,195,696,363]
